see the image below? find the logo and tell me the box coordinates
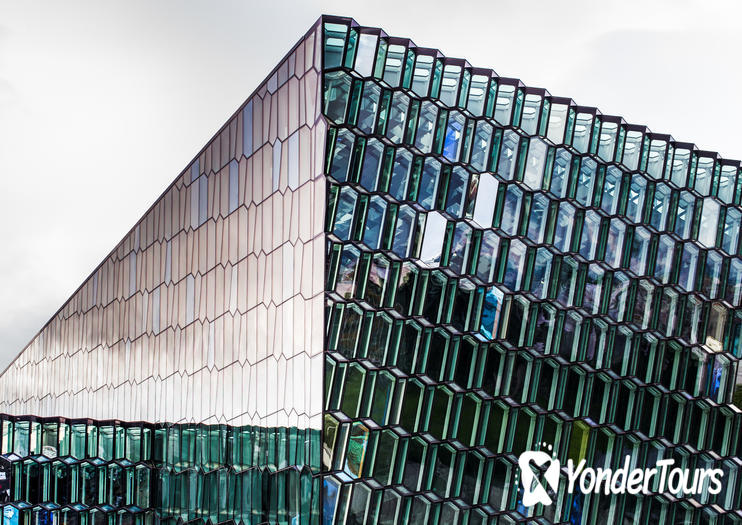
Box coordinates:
[518,444,560,506]
[518,444,724,507]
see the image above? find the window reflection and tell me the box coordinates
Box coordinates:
[330,128,354,182]
[674,191,695,239]
[445,167,469,218]
[727,259,742,306]
[354,33,378,78]
[449,223,472,275]
[357,82,381,134]
[530,248,552,299]
[575,157,596,207]
[466,74,489,117]
[419,212,447,267]
[414,101,437,153]
[503,239,526,291]
[476,230,500,283]
[626,175,646,223]
[554,202,576,253]
[523,138,547,190]
[629,227,651,275]
[500,185,523,237]
[527,193,549,243]
[694,156,714,196]
[571,112,593,153]
[473,173,498,228]
[324,71,352,123]
[520,93,542,135]
[621,130,643,170]
[383,44,406,87]
[698,197,720,248]
[443,112,465,161]
[597,120,618,162]
[722,208,740,255]
[480,287,504,340]
[646,139,667,179]
[417,158,441,210]
[678,243,699,291]
[579,211,600,260]
[654,235,675,284]
[494,84,515,125]
[333,186,357,240]
[670,148,690,187]
[392,206,416,258]
[362,196,387,250]
[439,64,461,107]
[497,130,520,181]
[360,139,384,191]
[550,148,571,198]
[389,148,413,201]
[411,54,434,98]
[546,103,568,144]
[386,91,410,144]
[470,120,493,172]
[650,183,670,231]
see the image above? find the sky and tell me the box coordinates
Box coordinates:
[0,0,741,370]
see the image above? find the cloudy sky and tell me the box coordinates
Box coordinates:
[0,0,740,370]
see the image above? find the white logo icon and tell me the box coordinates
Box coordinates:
[518,446,560,507]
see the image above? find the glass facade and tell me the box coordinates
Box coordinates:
[0,414,320,523]
[321,16,742,525]
[0,14,741,525]
[0,18,326,525]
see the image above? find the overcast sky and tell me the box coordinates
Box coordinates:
[0,0,740,370]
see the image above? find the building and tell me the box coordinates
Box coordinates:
[1,14,741,524]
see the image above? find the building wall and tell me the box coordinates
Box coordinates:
[0,23,326,431]
[320,17,742,524]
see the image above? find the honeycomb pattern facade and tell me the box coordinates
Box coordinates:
[321,16,742,525]
[0,414,320,524]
